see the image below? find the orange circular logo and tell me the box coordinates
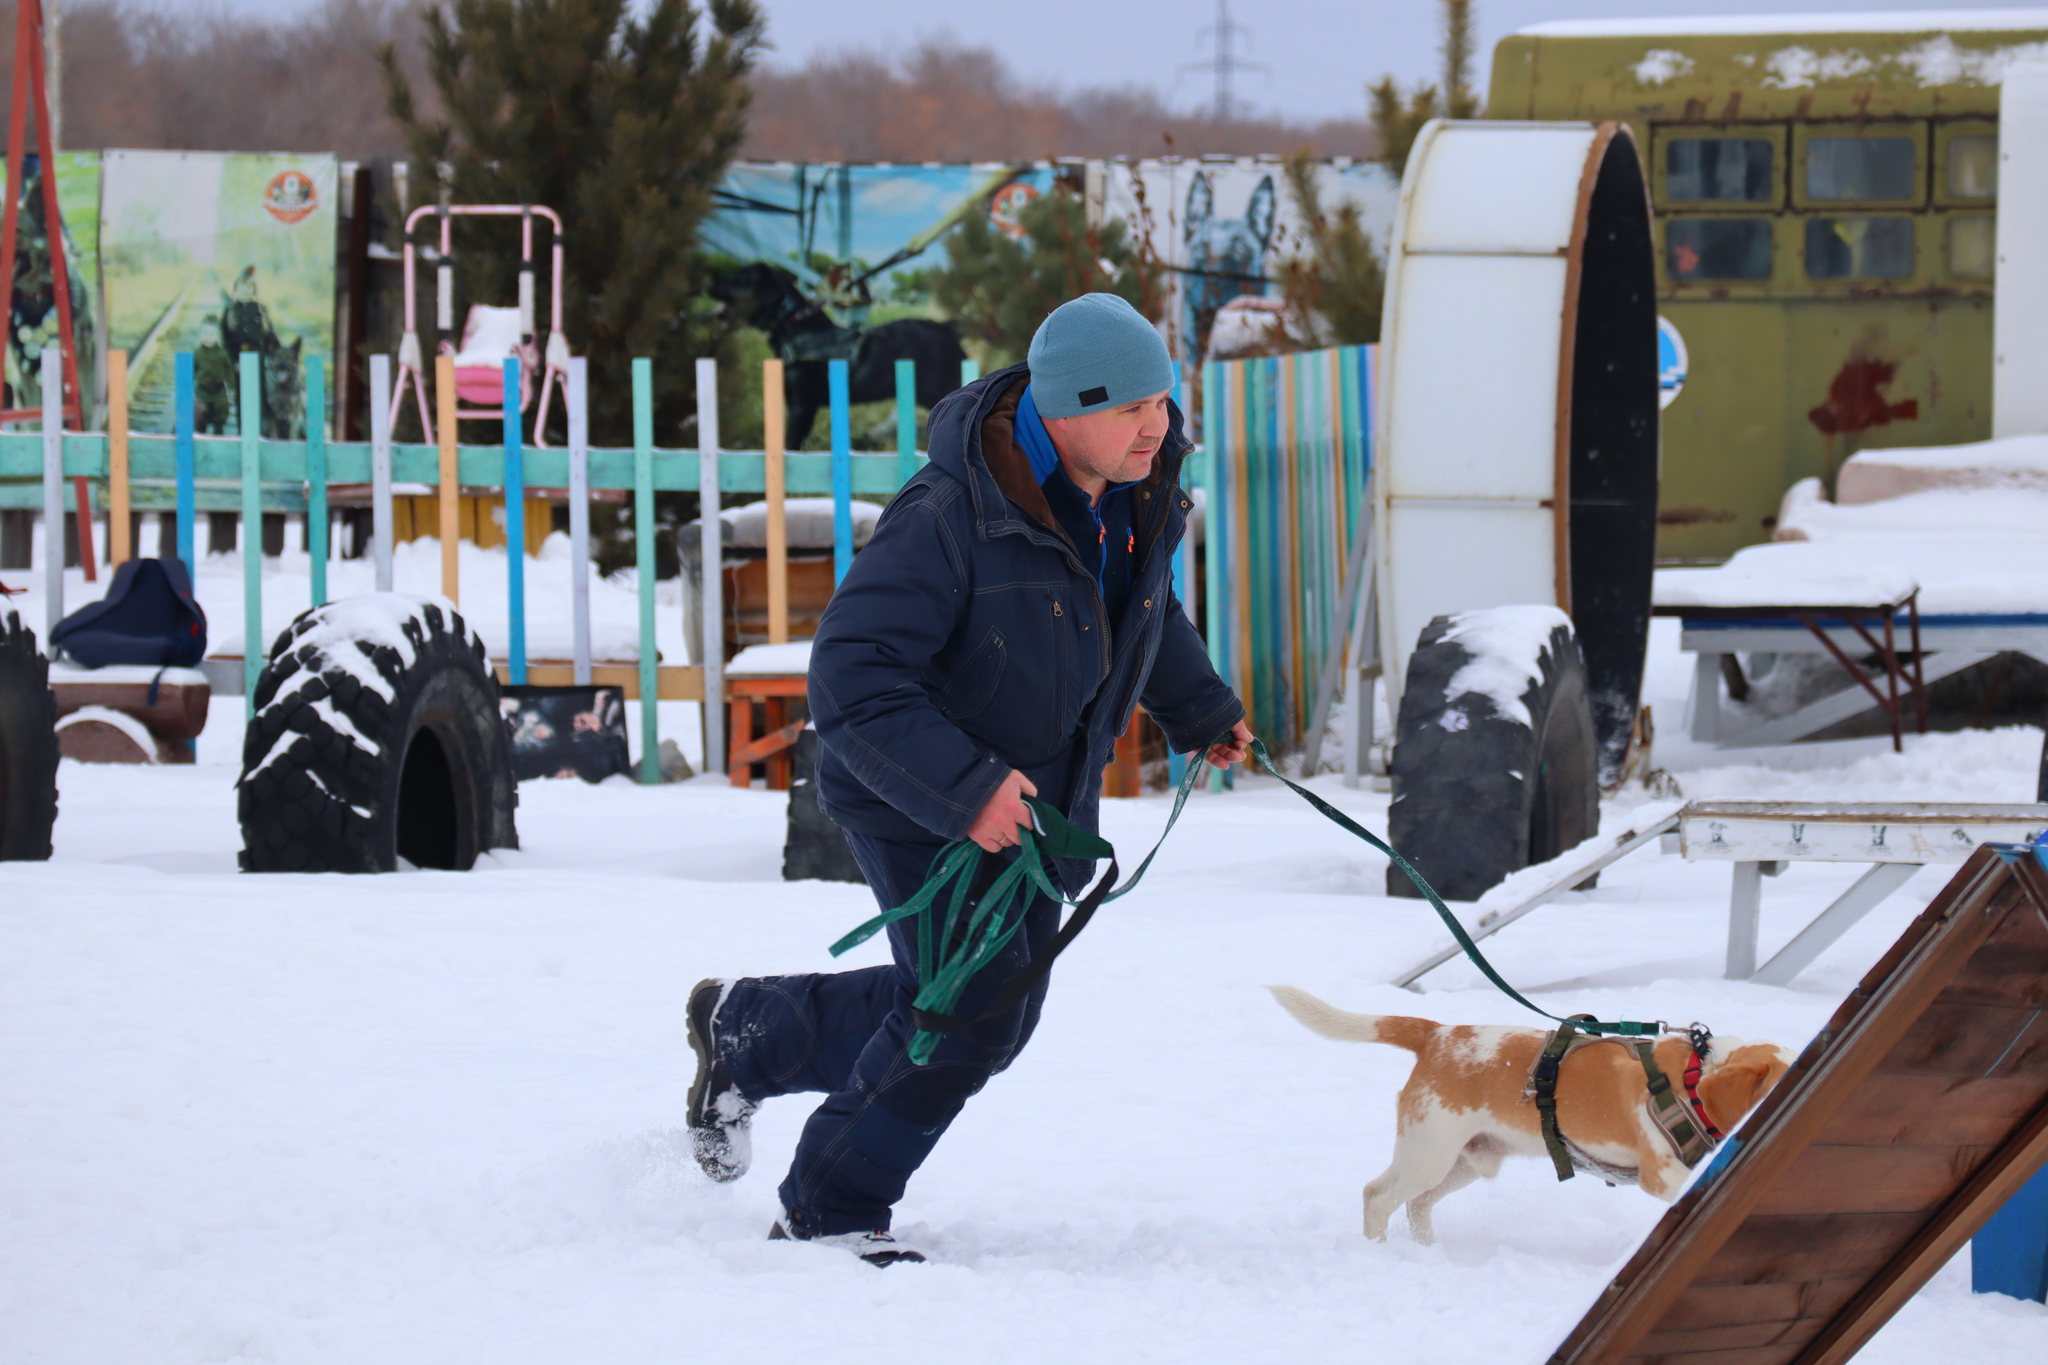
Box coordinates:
[264,170,318,224]
[989,183,1038,239]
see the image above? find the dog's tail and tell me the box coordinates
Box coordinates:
[1266,985,1435,1053]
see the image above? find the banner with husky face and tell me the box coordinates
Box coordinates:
[100,150,337,437]
[1099,159,1399,365]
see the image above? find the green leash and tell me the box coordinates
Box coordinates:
[829,732,1661,1065]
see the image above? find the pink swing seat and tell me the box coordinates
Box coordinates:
[448,304,535,409]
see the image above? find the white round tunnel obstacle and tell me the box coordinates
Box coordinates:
[1373,118,1660,779]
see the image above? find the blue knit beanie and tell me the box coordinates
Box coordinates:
[1026,293,1173,419]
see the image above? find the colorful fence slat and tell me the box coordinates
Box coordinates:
[1200,345,1374,754]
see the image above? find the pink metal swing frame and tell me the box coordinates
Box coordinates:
[391,204,570,446]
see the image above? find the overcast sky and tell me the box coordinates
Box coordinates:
[218,1,2044,122]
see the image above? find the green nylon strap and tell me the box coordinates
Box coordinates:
[1242,738,1659,1039]
[827,738,1211,1064]
[827,730,1662,1065]
[1533,1015,1597,1182]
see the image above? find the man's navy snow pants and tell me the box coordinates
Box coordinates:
[716,829,1059,1236]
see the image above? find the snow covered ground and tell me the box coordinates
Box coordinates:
[4,561,2047,1359]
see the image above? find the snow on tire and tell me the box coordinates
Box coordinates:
[238,594,518,873]
[1387,607,1599,902]
[0,610,59,861]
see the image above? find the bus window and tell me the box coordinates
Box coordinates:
[1807,138,1916,201]
[1948,136,1997,199]
[1948,217,1994,278]
[1806,218,1914,279]
[1668,219,1772,281]
[1666,139,1773,202]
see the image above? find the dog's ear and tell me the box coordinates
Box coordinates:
[1185,172,1213,243]
[1697,1056,1787,1131]
[1245,176,1278,250]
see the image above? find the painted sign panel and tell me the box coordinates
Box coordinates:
[3,151,103,422]
[100,150,337,436]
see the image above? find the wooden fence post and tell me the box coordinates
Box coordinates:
[829,358,851,585]
[632,357,658,784]
[764,358,788,645]
[502,357,526,684]
[306,354,327,606]
[108,349,130,567]
[436,352,458,602]
[238,351,262,712]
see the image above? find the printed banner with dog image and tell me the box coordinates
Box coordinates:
[1099,160,1399,367]
[100,150,337,437]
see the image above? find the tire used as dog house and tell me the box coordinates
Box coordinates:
[239,594,518,872]
[1387,607,1599,902]
[0,611,59,861]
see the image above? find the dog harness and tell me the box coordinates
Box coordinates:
[1528,1017,1723,1183]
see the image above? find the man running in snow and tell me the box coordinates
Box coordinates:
[686,293,1251,1266]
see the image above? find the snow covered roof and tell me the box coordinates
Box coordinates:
[1518,10,2048,39]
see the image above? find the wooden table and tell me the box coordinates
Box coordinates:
[727,673,807,789]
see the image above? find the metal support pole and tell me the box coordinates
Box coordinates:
[567,356,591,686]
[1726,861,1764,980]
[369,354,394,593]
[699,357,724,778]
[1692,651,1722,744]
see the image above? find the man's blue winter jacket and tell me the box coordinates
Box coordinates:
[807,363,1244,881]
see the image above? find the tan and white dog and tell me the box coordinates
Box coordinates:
[1269,986,1792,1243]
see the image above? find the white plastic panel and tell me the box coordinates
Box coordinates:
[1996,64,2048,438]
[1384,504,1557,684]
[1375,119,1600,714]
[1383,254,1566,501]
[1404,123,1595,255]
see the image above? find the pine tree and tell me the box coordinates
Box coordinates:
[928,184,1164,369]
[1368,0,1481,178]
[380,0,765,448]
[1277,152,1384,347]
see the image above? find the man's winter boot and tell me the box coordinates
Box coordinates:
[686,978,758,1182]
[769,1218,928,1267]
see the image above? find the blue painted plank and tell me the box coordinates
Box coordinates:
[503,359,526,684]
[174,353,196,573]
[829,359,852,585]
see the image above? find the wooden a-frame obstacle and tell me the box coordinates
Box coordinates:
[1548,843,2048,1365]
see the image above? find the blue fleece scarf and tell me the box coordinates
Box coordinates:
[1014,384,1063,483]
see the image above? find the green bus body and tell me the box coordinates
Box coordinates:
[1488,16,2035,561]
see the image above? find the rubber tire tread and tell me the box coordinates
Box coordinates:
[238,596,518,872]
[1387,613,1600,902]
[782,729,866,884]
[0,610,59,860]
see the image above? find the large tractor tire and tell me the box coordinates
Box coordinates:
[1387,608,1600,902]
[782,728,865,884]
[0,610,59,860]
[239,594,518,872]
